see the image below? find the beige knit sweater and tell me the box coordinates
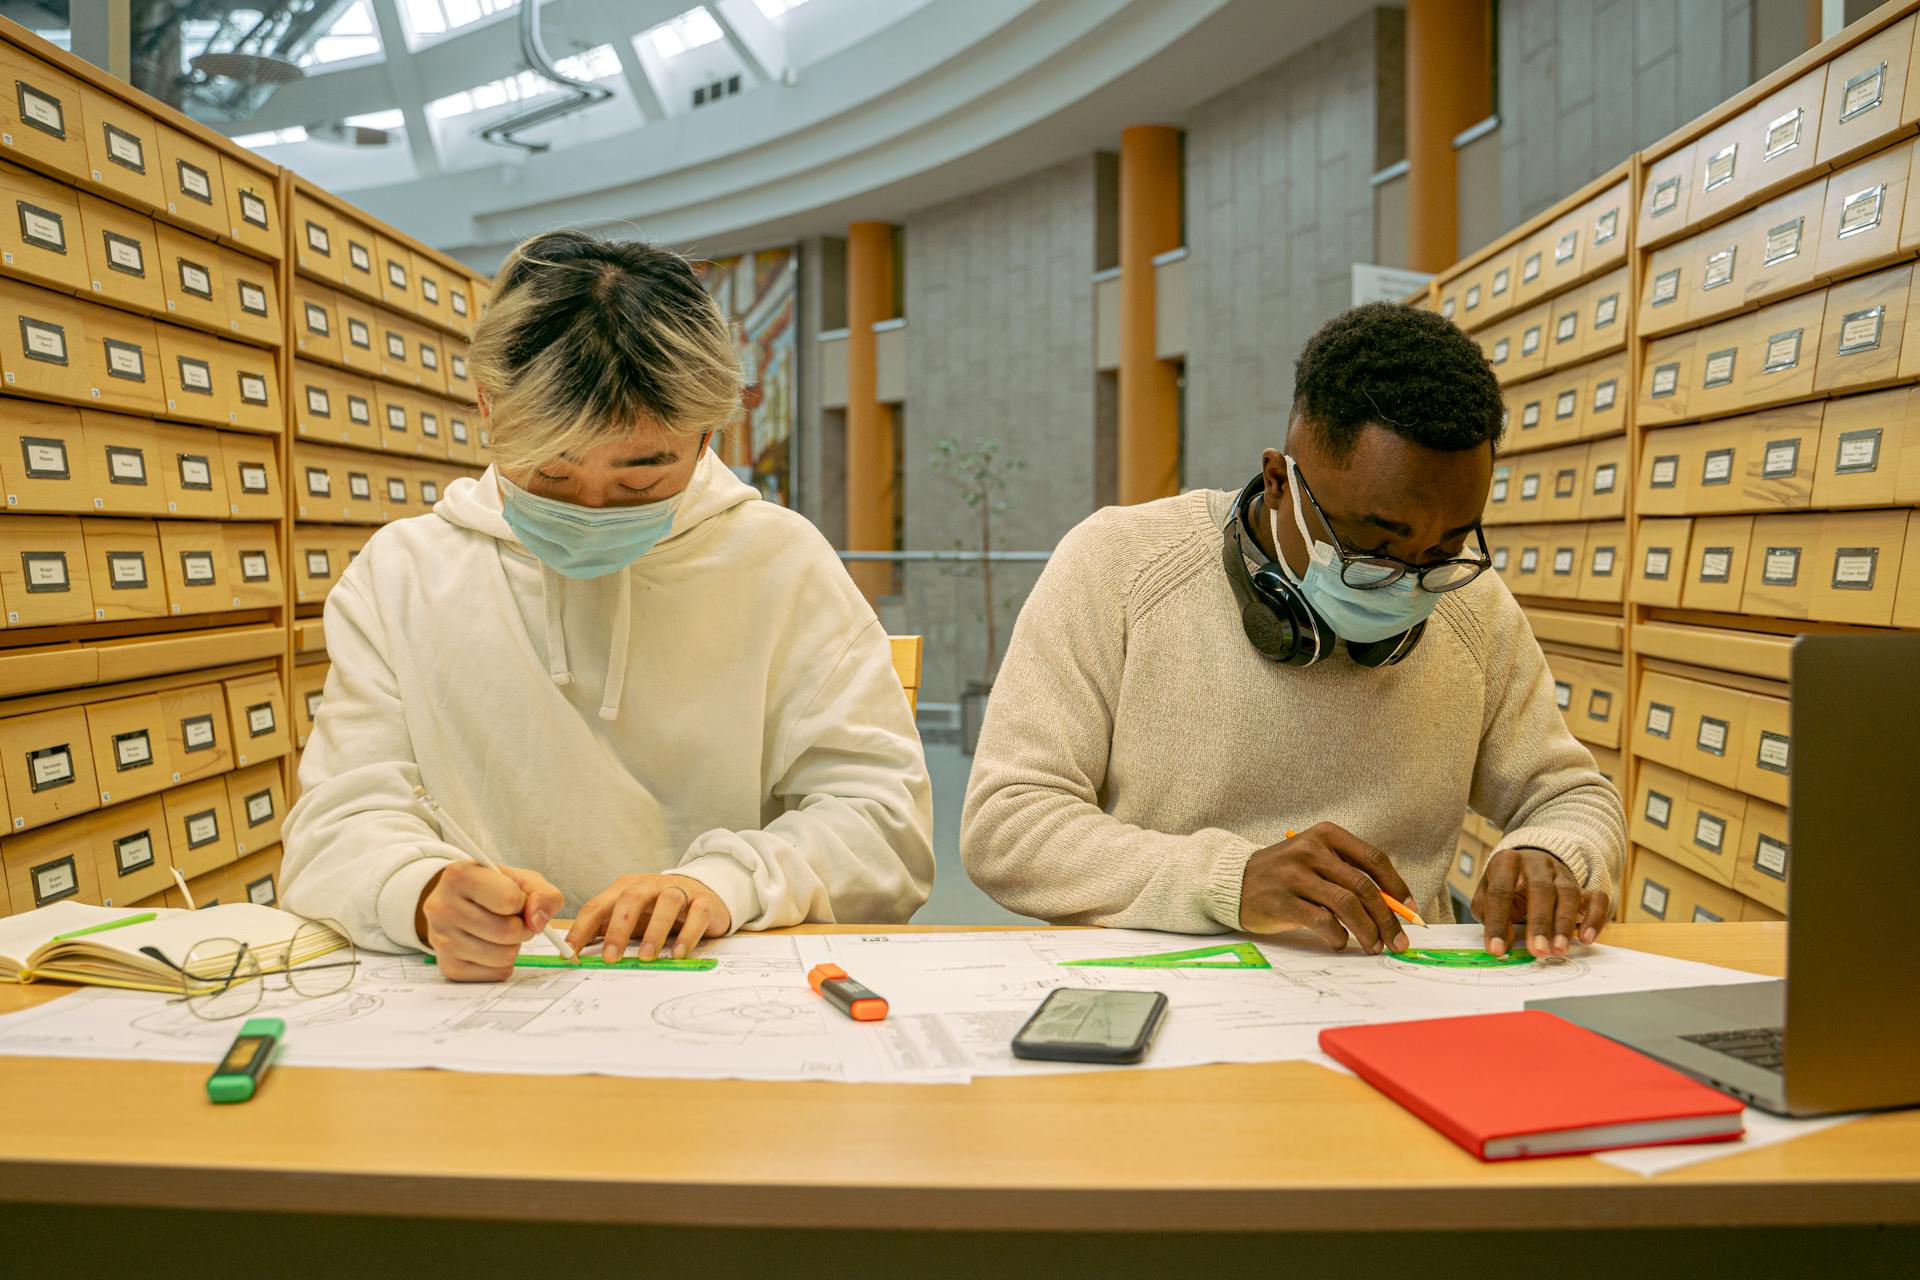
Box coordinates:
[961,488,1626,933]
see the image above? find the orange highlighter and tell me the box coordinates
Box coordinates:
[807,964,889,1021]
[1285,828,1427,927]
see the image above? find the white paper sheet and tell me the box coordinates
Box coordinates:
[0,926,1770,1086]
[1593,1107,1862,1176]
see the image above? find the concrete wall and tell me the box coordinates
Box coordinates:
[895,154,1105,703]
[1179,7,1401,492]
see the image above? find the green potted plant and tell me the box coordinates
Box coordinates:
[930,438,1023,755]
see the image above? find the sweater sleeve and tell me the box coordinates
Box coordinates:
[1462,584,1628,896]
[961,521,1257,933]
[279,570,463,954]
[672,618,934,930]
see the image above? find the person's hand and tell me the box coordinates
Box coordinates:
[1472,847,1610,959]
[564,874,733,962]
[415,861,563,982]
[1239,822,1417,954]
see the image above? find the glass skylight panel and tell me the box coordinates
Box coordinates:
[298,1,381,66]
[553,44,620,82]
[406,0,517,41]
[647,7,725,59]
[233,126,310,148]
[752,0,812,16]
[344,109,407,130]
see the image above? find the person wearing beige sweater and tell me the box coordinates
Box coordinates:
[963,303,1625,962]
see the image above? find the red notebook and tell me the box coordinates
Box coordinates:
[1319,1011,1745,1161]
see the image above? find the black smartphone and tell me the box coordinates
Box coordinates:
[1010,988,1169,1064]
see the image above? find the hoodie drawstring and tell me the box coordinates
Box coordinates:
[537,560,631,721]
[541,563,572,687]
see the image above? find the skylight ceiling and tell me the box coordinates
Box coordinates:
[404,0,518,47]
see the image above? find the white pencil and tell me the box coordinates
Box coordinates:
[414,785,578,963]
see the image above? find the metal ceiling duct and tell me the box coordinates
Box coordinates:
[478,0,614,153]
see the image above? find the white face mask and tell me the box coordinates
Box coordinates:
[1269,455,1440,644]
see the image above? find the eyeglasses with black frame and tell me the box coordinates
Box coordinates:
[1289,459,1492,593]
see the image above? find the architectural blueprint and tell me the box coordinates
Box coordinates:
[0,926,1771,1084]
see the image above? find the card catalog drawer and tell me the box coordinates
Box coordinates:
[221,247,278,347]
[74,197,165,331]
[445,403,478,464]
[1640,240,1690,337]
[294,441,349,522]
[3,818,102,909]
[149,420,228,518]
[0,278,90,403]
[449,277,477,332]
[1743,177,1827,308]
[1437,278,1463,326]
[1681,677,1753,791]
[0,706,99,832]
[158,683,231,783]
[338,372,383,451]
[0,398,87,513]
[1746,64,1828,206]
[223,673,289,767]
[1630,763,1691,863]
[376,234,417,314]
[0,514,92,627]
[228,844,283,907]
[163,775,235,879]
[1738,692,1792,807]
[339,216,381,302]
[90,795,173,907]
[153,125,227,240]
[1584,268,1628,357]
[1813,139,1912,280]
[1575,658,1623,750]
[295,527,343,604]
[225,761,285,857]
[292,279,342,364]
[1678,515,1753,614]
[78,517,165,621]
[1812,384,1911,507]
[1633,671,1689,769]
[77,84,164,211]
[218,155,277,259]
[1685,210,1753,327]
[1575,521,1627,603]
[81,300,164,415]
[336,291,378,373]
[1536,524,1587,600]
[84,694,174,805]
[1584,181,1630,272]
[1630,517,1692,607]
[1637,425,1695,516]
[379,460,420,521]
[1540,445,1589,522]
[378,312,415,384]
[153,221,229,334]
[1742,403,1822,509]
[1815,263,1912,393]
[1639,143,1695,245]
[1448,832,1484,902]
[1809,506,1908,624]
[0,158,86,295]
[377,382,417,453]
[1739,288,1826,413]
[1546,282,1588,367]
[293,190,342,281]
[78,410,166,515]
[1580,435,1627,520]
[156,322,233,427]
[292,360,345,444]
[1733,798,1790,912]
[291,660,328,747]
[224,522,280,610]
[1507,305,1550,383]
[1674,775,1747,888]
[413,395,450,460]
[1814,14,1918,168]
[415,462,451,509]
[414,325,449,395]
[219,338,277,436]
[0,42,88,183]
[1509,452,1550,520]
[1683,417,1752,514]
[156,520,234,615]
[412,250,454,331]
[1689,313,1752,421]
[445,341,472,403]
[1639,331,1694,426]
[1579,352,1626,439]
[1742,513,1819,620]
[1504,378,1552,453]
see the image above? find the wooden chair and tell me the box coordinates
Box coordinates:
[889,635,923,714]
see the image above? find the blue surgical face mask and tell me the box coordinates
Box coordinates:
[498,474,680,579]
[1270,455,1440,644]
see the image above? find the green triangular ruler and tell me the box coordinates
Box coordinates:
[1061,942,1271,970]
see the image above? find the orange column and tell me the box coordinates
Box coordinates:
[1406,0,1491,272]
[1118,125,1182,506]
[845,221,898,603]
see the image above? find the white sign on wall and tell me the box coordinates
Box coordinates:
[1352,263,1434,307]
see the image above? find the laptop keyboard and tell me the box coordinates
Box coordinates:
[1682,1026,1786,1073]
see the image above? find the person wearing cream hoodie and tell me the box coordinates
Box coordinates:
[281,230,933,979]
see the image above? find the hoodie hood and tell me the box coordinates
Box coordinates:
[431,448,758,721]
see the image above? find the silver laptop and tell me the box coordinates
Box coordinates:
[1528,634,1920,1117]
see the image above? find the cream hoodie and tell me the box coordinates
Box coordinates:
[281,451,934,953]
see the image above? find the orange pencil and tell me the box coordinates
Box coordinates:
[1286,828,1428,927]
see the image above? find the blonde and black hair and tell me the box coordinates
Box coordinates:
[469,230,742,473]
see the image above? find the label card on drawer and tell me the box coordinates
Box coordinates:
[1555,390,1576,419]
[237,372,268,405]
[23,550,69,592]
[1595,208,1619,243]
[240,550,269,582]
[348,395,370,424]
[1552,547,1574,575]
[386,405,406,431]
[1702,144,1737,192]
[31,855,76,906]
[20,316,68,364]
[1647,702,1673,738]
[305,690,322,720]
[1520,474,1540,500]
[1521,252,1542,283]
[1491,472,1509,501]
[304,302,329,335]
[1764,107,1804,160]
[28,743,74,790]
[180,550,216,584]
[348,472,371,499]
[1591,546,1616,576]
[1555,231,1577,263]
[248,873,277,905]
[421,481,439,503]
[178,453,212,489]
[1702,247,1736,290]
[238,463,269,493]
[1764,217,1804,266]
[1697,715,1729,755]
[113,728,153,771]
[305,466,330,497]
[1694,812,1726,853]
[1837,184,1886,238]
[17,81,66,137]
[305,221,330,254]
[177,356,212,393]
[1651,363,1679,397]
[1651,269,1680,306]
[1520,326,1542,356]
[1588,690,1612,722]
[386,477,407,502]
[305,386,330,416]
[247,702,275,736]
[420,344,439,371]
[1702,348,1736,387]
[114,830,155,875]
[106,445,146,485]
[1840,60,1888,121]
[184,808,219,848]
[1640,878,1669,918]
[1592,378,1617,411]
[1699,546,1733,583]
[421,412,440,439]
[1554,680,1572,710]
[1520,402,1540,430]
[387,260,408,289]
[1763,546,1801,585]
[451,354,468,380]
[1763,329,1803,372]
[176,160,212,203]
[20,436,69,480]
[239,190,269,229]
[105,339,146,381]
[1692,905,1724,923]
[1593,293,1619,329]
[1832,547,1878,589]
[1643,546,1672,580]
[106,550,147,589]
[1492,547,1509,571]
[1519,547,1539,573]
[1593,463,1618,494]
[1701,448,1735,485]
[238,282,268,316]
[181,714,215,751]
[245,788,274,826]
[1458,848,1475,877]
[306,549,330,578]
[177,258,212,299]
[1754,834,1789,880]
[1757,730,1791,774]
[1834,427,1882,473]
[1651,177,1681,217]
[1762,438,1800,477]
[451,288,468,316]
[104,122,145,172]
[1837,306,1885,355]
[16,200,65,252]
[385,331,406,360]
[104,231,144,277]
[348,319,370,350]
[1491,337,1509,364]
[421,276,440,304]
[1554,468,1576,498]
[1645,791,1672,827]
[1555,313,1577,343]
[349,241,371,272]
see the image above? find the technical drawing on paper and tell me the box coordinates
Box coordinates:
[129,989,384,1039]
[652,987,824,1042]
[437,971,587,1033]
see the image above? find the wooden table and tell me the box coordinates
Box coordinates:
[2,923,1916,1273]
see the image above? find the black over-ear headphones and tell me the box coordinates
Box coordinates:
[1219,475,1425,668]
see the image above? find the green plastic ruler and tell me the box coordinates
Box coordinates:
[1061,941,1272,970]
[426,954,717,972]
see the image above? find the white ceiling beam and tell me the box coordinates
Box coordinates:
[593,0,666,120]
[367,0,442,176]
[708,3,771,84]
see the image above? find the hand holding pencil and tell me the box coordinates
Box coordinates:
[1235,822,1422,954]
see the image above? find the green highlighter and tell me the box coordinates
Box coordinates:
[207,1017,285,1104]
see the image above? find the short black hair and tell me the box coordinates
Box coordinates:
[1290,302,1504,460]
